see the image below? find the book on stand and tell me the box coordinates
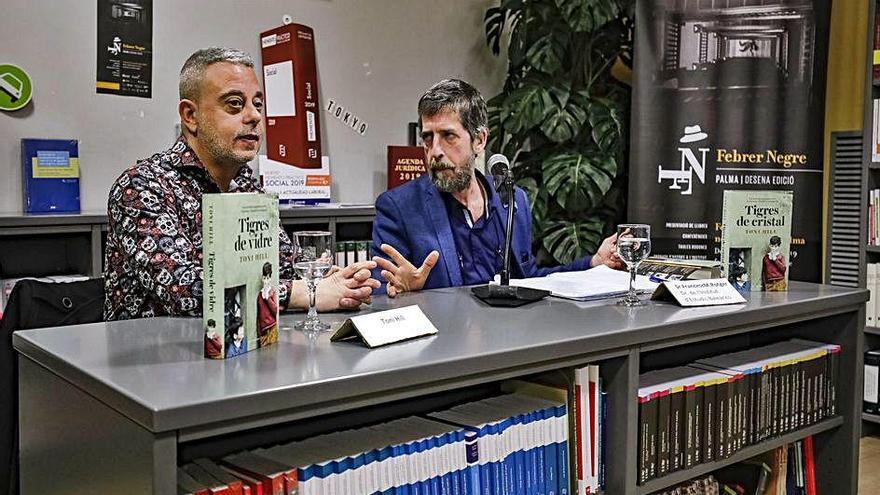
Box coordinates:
[202,193,280,359]
[721,190,793,292]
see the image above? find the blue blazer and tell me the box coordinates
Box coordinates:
[371,173,592,293]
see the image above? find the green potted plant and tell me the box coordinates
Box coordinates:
[484,0,633,264]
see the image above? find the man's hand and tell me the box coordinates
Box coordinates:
[372,244,439,298]
[290,260,380,311]
[590,233,626,270]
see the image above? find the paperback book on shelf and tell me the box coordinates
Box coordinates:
[202,193,280,359]
[721,190,793,292]
[20,138,81,214]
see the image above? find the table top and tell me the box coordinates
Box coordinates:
[13,282,865,434]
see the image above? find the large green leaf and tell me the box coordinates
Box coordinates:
[542,151,614,211]
[555,0,621,33]
[526,34,565,74]
[542,219,604,264]
[541,89,588,143]
[502,85,552,133]
[587,96,624,153]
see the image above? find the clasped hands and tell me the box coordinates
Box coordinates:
[291,260,381,311]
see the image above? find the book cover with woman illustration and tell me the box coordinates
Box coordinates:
[721,190,792,292]
[202,193,280,359]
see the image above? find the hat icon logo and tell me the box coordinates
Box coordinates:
[680,125,708,143]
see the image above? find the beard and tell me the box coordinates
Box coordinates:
[198,119,260,166]
[429,154,474,193]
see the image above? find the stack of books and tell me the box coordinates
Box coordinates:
[177,393,568,495]
[638,340,839,484]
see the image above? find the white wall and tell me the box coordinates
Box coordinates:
[0,0,507,213]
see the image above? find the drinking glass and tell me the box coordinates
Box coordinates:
[616,224,651,306]
[292,231,334,332]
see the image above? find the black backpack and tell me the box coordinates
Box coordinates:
[0,278,104,495]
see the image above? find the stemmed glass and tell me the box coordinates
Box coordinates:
[292,231,334,333]
[616,224,651,306]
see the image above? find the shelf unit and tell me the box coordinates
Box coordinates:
[13,283,865,495]
[864,0,880,437]
[0,205,375,280]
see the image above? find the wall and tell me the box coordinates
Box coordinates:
[0,0,507,213]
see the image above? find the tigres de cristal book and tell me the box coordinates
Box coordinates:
[721,190,793,292]
[203,193,280,359]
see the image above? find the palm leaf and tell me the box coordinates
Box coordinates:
[587,96,624,153]
[502,85,552,133]
[542,218,604,264]
[542,151,614,211]
[555,0,621,33]
[526,34,566,74]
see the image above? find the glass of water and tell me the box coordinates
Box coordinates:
[292,231,334,333]
[616,224,651,306]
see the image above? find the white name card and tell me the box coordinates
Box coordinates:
[330,305,438,348]
[651,279,747,307]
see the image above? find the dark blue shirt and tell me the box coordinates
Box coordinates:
[440,174,512,286]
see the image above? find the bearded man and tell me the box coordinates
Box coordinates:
[104,47,379,320]
[371,79,622,297]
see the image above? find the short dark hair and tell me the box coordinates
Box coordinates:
[769,235,781,246]
[262,262,272,277]
[418,79,488,140]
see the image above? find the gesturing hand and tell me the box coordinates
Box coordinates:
[372,244,440,298]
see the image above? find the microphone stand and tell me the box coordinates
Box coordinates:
[471,173,550,307]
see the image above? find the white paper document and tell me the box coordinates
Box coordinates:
[500,265,660,301]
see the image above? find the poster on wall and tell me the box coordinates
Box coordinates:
[96,0,152,98]
[628,0,830,283]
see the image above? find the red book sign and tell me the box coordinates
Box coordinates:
[387,146,426,190]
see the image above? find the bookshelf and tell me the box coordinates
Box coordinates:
[864,0,880,437]
[13,283,865,495]
[0,205,375,280]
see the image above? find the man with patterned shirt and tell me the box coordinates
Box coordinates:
[104,47,379,320]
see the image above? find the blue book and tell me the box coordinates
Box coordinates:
[398,440,413,495]
[523,410,535,495]
[463,429,481,495]
[21,138,80,213]
[534,408,547,495]
[377,443,395,495]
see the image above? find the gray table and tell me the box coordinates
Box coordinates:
[14,282,866,494]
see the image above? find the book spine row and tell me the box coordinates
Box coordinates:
[335,240,371,267]
[637,341,839,485]
[178,394,568,495]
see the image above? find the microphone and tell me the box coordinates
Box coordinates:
[469,153,550,307]
[488,153,512,206]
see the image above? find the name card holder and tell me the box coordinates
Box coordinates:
[330,305,439,348]
[651,279,747,307]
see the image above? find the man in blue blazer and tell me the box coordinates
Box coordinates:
[372,79,622,297]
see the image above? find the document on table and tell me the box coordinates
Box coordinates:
[500,265,661,301]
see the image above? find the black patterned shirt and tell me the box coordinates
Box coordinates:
[103,136,294,320]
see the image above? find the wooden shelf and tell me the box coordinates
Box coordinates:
[864,412,880,424]
[867,245,880,254]
[636,416,844,495]
[870,162,880,169]
[866,326,880,336]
